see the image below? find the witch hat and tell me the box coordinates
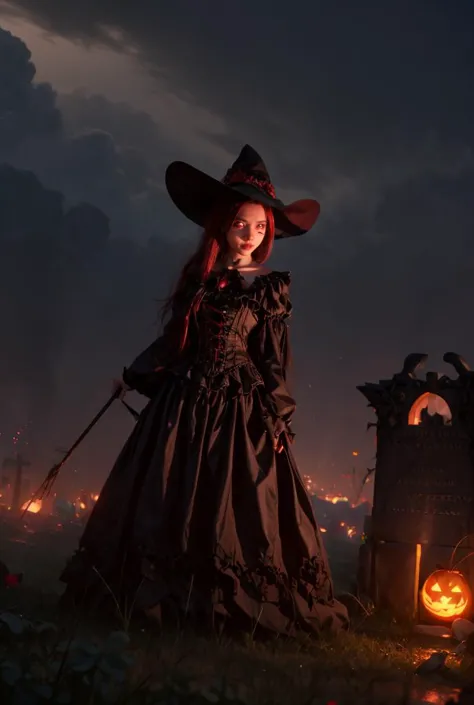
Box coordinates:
[165,145,320,238]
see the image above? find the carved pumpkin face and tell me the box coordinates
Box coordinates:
[421,569,471,621]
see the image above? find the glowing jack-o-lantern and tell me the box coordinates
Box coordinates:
[421,569,471,621]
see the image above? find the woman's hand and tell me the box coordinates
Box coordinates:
[273,435,284,454]
[111,377,131,400]
[272,417,291,454]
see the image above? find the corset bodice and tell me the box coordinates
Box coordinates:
[123,268,292,400]
[195,300,259,376]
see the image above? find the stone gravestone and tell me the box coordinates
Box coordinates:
[357,353,474,623]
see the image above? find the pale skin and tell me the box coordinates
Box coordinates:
[220,201,269,275]
[113,202,283,450]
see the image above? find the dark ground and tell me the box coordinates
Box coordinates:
[0,514,469,704]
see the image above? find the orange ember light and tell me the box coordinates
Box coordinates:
[322,494,350,505]
[21,499,42,514]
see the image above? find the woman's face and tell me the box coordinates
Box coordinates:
[225,202,267,260]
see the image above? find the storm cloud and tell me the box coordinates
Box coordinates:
[0,163,109,461]
[0,2,473,496]
[1,0,472,219]
[0,26,191,483]
[0,26,178,244]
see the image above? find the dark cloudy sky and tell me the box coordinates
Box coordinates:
[0,0,473,501]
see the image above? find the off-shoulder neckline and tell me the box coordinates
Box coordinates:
[227,268,290,282]
[189,268,291,294]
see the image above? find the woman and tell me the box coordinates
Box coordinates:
[61,145,349,636]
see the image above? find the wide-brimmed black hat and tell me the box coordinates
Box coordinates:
[165,145,320,239]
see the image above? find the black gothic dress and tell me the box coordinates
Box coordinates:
[60,269,349,635]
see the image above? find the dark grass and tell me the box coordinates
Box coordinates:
[0,518,470,704]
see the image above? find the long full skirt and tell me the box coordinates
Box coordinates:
[60,369,349,635]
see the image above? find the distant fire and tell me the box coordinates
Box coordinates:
[319,523,357,539]
[0,481,102,525]
[21,499,42,514]
[340,521,357,538]
[73,492,99,515]
[322,494,350,505]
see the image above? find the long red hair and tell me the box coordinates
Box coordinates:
[162,200,275,352]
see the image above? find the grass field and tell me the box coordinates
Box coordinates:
[0,517,470,704]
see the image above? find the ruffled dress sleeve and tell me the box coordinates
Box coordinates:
[122,280,197,397]
[250,272,296,439]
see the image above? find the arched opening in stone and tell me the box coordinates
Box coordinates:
[408,392,452,426]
